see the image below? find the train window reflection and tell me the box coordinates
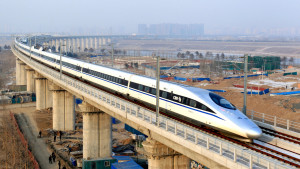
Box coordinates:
[209,92,236,110]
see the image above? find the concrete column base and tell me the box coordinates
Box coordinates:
[35,74,53,110]
[45,80,53,108]
[26,69,35,92]
[35,78,46,110]
[52,90,75,131]
[20,63,27,85]
[16,59,21,85]
[81,102,112,159]
[143,138,190,169]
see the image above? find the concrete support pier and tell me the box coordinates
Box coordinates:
[51,83,75,131]
[20,62,27,85]
[26,67,35,92]
[45,80,53,108]
[143,138,190,169]
[35,76,46,110]
[35,73,53,110]
[80,102,112,159]
[16,59,21,85]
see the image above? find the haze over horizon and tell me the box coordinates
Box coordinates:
[0,0,299,36]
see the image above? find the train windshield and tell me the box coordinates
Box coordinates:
[209,92,236,110]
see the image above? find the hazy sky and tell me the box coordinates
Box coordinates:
[1,0,300,35]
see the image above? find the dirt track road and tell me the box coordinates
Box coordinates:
[6,103,57,169]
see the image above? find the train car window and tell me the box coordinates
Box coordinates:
[162,91,167,98]
[185,98,190,105]
[103,74,107,80]
[130,82,138,89]
[199,103,214,113]
[138,84,144,91]
[172,94,182,103]
[122,80,128,86]
[144,86,150,93]
[167,92,173,100]
[151,88,156,95]
[189,99,197,108]
[181,97,186,104]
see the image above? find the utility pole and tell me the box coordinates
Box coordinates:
[243,54,248,115]
[60,40,63,79]
[29,36,32,60]
[111,43,114,67]
[156,55,160,126]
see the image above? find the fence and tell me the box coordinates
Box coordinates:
[13,42,295,169]
[270,91,300,96]
[246,110,300,133]
[224,74,268,79]
[233,84,270,95]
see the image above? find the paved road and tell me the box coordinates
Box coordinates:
[15,111,58,169]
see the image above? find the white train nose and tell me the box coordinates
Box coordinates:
[246,127,262,139]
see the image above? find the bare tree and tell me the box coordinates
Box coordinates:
[221,53,225,60]
[199,53,203,59]
[216,54,220,61]
[281,56,287,68]
[189,53,194,60]
[177,52,182,58]
[289,57,294,66]
[88,48,94,53]
[51,46,56,52]
[185,51,190,56]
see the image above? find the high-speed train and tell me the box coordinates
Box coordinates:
[14,38,262,139]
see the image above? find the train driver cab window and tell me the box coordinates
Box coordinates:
[162,91,167,98]
[209,92,236,110]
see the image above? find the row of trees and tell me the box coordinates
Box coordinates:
[281,56,294,67]
[177,51,226,60]
[0,45,11,52]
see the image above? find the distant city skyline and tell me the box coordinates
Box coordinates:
[138,23,204,36]
[0,0,300,37]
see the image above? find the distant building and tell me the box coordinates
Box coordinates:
[138,23,204,36]
[138,24,148,35]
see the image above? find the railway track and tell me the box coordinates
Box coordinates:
[14,46,300,168]
[261,126,300,145]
